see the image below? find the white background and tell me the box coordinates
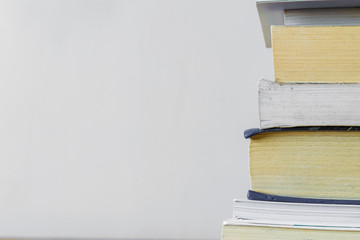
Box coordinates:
[0,0,273,239]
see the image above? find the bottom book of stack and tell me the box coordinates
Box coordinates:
[222,200,360,240]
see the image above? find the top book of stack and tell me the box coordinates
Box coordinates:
[258,0,360,83]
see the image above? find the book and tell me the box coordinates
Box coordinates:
[258,79,360,129]
[222,200,360,240]
[272,25,360,83]
[256,0,360,48]
[233,199,360,227]
[222,223,360,240]
[245,127,360,200]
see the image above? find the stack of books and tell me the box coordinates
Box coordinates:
[222,0,360,239]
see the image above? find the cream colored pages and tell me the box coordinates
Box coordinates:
[250,131,360,199]
[272,25,360,83]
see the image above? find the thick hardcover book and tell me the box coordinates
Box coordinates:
[258,79,360,129]
[245,127,360,200]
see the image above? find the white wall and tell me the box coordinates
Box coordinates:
[0,1,273,239]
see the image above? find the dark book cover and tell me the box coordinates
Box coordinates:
[244,126,360,139]
[248,190,360,205]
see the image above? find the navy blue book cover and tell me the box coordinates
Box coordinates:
[244,126,360,138]
[248,190,360,205]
